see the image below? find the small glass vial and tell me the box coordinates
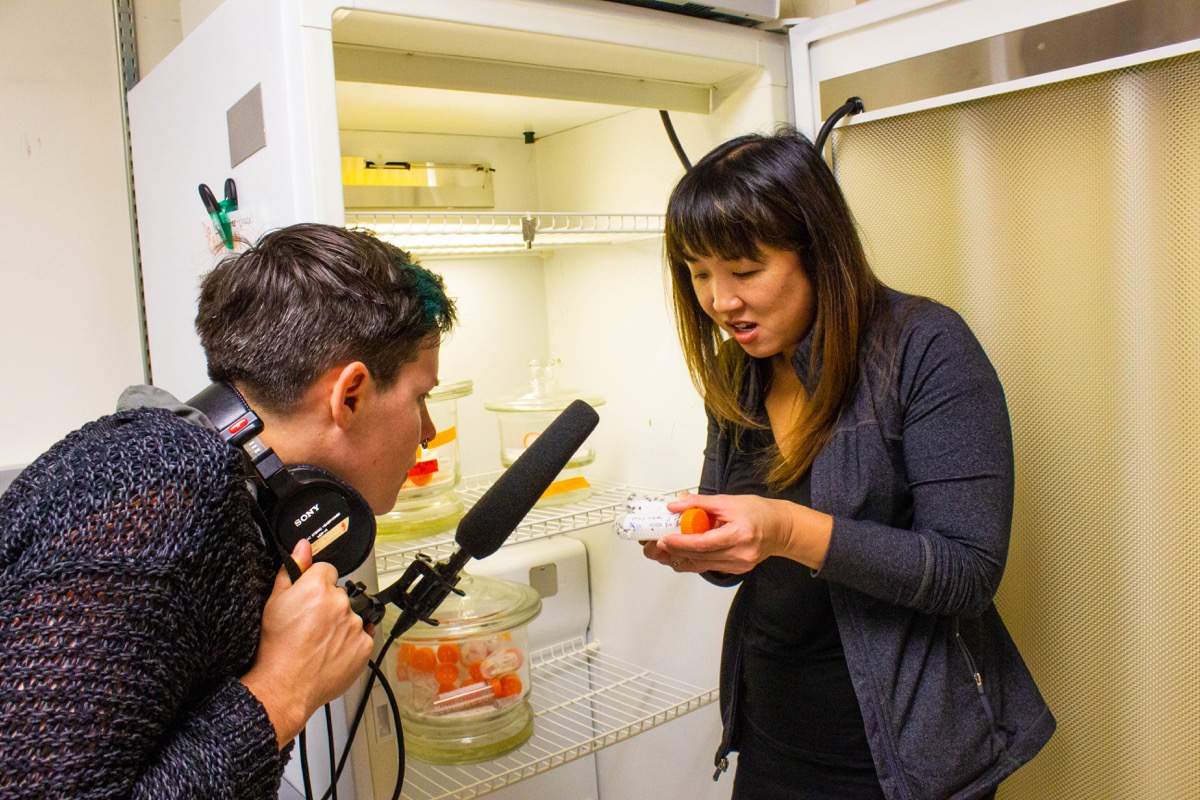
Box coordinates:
[431,681,497,715]
[613,493,712,540]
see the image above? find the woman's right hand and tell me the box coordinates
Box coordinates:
[240,540,375,748]
[642,492,833,575]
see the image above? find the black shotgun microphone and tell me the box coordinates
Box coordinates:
[374,399,600,621]
[331,399,602,800]
[454,398,601,560]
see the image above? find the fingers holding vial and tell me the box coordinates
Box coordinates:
[619,492,712,572]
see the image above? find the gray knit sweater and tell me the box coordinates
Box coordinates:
[0,404,287,799]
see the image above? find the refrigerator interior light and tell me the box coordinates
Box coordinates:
[342,157,496,209]
[345,212,666,256]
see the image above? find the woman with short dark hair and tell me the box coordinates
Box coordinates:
[0,223,456,799]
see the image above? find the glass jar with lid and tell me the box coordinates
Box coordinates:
[388,572,542,765]
[376,378,473,541]
[484,358,604,505]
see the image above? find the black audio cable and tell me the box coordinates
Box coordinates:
[365,658,405,800]
[815,96,865,158]
[301,652,405,800]
[323,705,338,800]
[660,110,692,172]
[298,729,314,800]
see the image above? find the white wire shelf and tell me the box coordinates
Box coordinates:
[374,474,639,575]
[400,637,718,800]
[345,212,665,256]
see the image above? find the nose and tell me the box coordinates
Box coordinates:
[420,401,437,447]
[708,275,742,313]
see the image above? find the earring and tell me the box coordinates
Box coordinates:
[420,438,431,449]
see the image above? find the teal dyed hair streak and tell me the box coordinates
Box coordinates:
[407,262,454,331]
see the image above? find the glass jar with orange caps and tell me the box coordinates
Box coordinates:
[387,572,542,765]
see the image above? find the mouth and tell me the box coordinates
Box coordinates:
[727,321,758,343]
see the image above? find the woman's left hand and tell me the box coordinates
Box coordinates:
[642,491,833,575]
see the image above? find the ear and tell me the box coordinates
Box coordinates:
[328,361,372,429]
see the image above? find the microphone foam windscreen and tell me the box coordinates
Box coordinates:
[454,399,600,560]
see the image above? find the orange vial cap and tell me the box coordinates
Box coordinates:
[498,674,523,698]
[437,643,461,664]
[679,507,711,535]
[434,662,459,687]
[410,647,437,672]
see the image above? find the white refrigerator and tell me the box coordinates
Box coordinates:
[129,2,788,799]
[129,1,1200,798]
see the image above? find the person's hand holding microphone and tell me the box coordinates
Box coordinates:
[240,539,375,748]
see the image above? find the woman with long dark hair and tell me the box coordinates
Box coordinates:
[647,128,1054,799]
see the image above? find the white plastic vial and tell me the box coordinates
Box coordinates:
[613,493,711,540]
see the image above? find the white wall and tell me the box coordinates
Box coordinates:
[0,1,144,470]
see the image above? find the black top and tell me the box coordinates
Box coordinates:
[726,424,873,766]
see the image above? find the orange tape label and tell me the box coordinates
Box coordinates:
[425,426,457,450]
[540,476,590,499]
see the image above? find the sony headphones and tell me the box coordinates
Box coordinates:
[188,382,376,578]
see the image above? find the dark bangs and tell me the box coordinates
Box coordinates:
[665,138,811,269]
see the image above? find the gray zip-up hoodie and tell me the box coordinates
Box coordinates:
[704,289,1054,799]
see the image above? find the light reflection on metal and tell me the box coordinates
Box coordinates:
[820,0,1200,118]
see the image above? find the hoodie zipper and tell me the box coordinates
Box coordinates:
[954,618,997,730]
